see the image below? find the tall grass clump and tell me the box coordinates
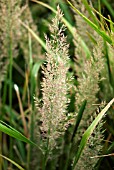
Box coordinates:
[0,0,114,170]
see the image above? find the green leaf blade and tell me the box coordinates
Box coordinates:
[67,0,113,45]
[0,121,37,147]
[73,98,114,169]
[0,154,25,170]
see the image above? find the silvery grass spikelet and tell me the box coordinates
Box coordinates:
[35,5,71,155]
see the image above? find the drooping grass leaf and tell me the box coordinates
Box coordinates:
[72,98,114,169]
[0,121,37,147]
[0,154,25,170]
[19,20,47,51]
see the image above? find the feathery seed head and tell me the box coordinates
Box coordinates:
[35,6,70,152]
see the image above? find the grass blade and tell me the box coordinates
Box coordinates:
[73,98,114,169]
[0,121,37,147]
[31,61,43,85]
[82,0,99,26]
[104,42,114,95]
[67,0,113,45]
[63,100,87,170]
[0,154,25,170]
[71,100,87,142]
[19,20,47,51]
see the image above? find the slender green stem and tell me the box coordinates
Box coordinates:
[42,121,52,170]
[42,136,49,170]
[27,33,35,169]
[2,76,8,106]
[6,0,13,163]
[9,38,13,123]
[1,75,8,121]
[9,35,13,161]
[104,42,114,96]
[0,132,2,170]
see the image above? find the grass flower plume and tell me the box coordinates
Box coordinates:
[35,6,70,153]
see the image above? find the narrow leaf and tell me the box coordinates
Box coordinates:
[0,121,37,147]
[31,61,43,79]
[67,0,113,45]
[82,0,99,26]
[73,98,114,169]
[71,100,87,142]
[104,42,114,89]
[0,154,25,170]
[19,20,47,51]
[31,61,43,94]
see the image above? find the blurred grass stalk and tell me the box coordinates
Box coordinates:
[0,154,25,170]
[27,33,37,169]
[7,1,13,164]
[14,84,27,137]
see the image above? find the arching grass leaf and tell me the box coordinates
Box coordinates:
[73,98,114,169]
[0,121,37,147]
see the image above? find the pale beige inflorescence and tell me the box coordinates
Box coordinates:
[37,6,70,152]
